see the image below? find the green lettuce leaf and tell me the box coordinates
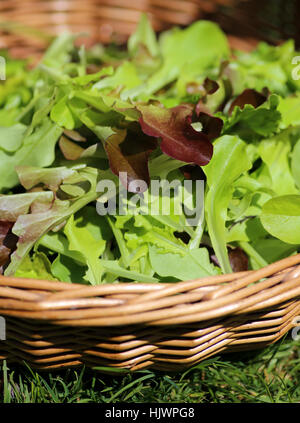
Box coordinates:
[203,135,252,273]
[0,118,63,192]
[15,252,57,280]
[261,195,300,244]
[149,245,219,280]
[64,215,106,284]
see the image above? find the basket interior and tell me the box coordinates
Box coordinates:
[0,0,299,59]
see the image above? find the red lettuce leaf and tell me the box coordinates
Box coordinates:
[186,77,219,96]
[63,129,87,142]
[187,110,224,142]
[59,135,85,161]
[16,166,75,191]
[228,89,268,115]
[228,247,249,272]
[0,167,100,276]
[211,247,248,273]
[138,104,218,166]
[0,221,18,273]
[105,123,157,193]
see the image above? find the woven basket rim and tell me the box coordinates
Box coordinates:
[1,253,300,327]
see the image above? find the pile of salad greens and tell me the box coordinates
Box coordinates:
[1,15,300,285]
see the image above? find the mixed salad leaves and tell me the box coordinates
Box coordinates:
[1,15,300,284]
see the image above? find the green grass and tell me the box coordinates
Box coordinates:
[1,335,300,403]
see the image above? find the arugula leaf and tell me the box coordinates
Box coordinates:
[203,135,252,273]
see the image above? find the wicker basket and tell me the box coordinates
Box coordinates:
[1,256,300,371]
[0,0,300,372]
[2,0,299,57]
[0,0,239,58]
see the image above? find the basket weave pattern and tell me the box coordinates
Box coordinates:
[1,0,299,58]
[1,255,300,371]
[0,0,228,58]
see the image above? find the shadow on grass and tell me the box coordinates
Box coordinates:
[1,332,299,403]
